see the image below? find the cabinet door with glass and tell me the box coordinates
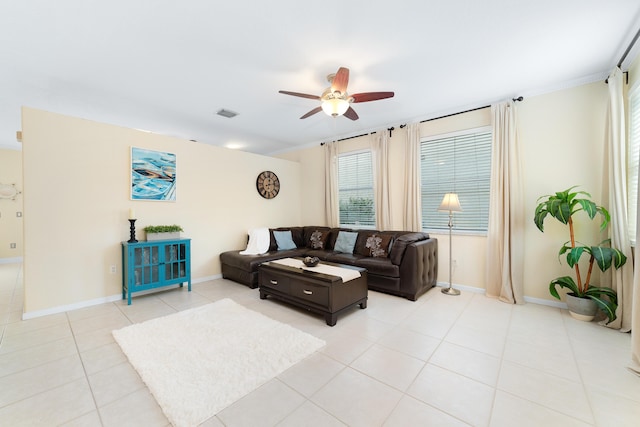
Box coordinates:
[122,239,191,304]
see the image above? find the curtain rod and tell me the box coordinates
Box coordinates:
[321,125,405,144]
[420,96,522,124]
[420,105,489,123]
[605,24,640,83]
[320,132,375,145]
[617,25,640,68]
[320,97,522,145]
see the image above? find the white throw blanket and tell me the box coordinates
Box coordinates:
[239,227,270,255]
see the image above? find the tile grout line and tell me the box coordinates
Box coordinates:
[487,298,516,427]
[378,292,477,426]
[563,311,599,426]
[66,309,106,426]
[0,263,22,348]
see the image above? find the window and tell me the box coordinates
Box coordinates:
[628,82,640,245]
[338,150,375,227]
[420,128,492,232]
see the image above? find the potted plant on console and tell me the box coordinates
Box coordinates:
[534,186,626,323]
[144,224,184,241]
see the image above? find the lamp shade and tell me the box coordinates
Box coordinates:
[321,98,350,117]
[438,193,462,212]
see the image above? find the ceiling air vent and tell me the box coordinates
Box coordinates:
[216,109,239,118]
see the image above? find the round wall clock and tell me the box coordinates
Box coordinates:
[256,171,280,199]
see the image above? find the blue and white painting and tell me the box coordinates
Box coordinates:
[131,147,176,201]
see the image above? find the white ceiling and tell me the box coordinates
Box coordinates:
[2,1,640,155]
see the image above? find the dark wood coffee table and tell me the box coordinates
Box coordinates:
[258,259,368,326]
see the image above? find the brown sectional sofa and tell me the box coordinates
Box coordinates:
[219,226,438,301]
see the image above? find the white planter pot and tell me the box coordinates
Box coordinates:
[146,232,181,241]
[565,293,597,322]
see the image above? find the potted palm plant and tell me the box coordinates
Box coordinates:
[534,186,626,323]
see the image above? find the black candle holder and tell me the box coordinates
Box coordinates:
[128,219,138,243]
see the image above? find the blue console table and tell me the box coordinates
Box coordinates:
[121,238,191,304]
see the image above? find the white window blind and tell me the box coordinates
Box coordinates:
[420,129,492,231]
[628,83,640,245]
[338,150,375,227]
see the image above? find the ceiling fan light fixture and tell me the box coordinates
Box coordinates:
[321,98,350,117]
[279,66,393,121]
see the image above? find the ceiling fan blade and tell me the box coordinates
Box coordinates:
[300,106,323,119]
[343,106,359,121]
[279,90,321,100]
[331,67,350,94]
[351,91,395,103]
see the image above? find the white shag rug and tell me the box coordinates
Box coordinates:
[112,298,325,427]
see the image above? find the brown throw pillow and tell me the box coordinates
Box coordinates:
[365,234,393,258]
[309,230,328,249]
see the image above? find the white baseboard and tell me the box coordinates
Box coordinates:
[193,274,222,283]
[22,294,123,320]
[0,257,23,264]
[21,276,566,320]
[436,281,485,294]
[435,281,568,308]
[523,295,567,309]
[22,274,225,320]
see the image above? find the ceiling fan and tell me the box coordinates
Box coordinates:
[279,67,394,121]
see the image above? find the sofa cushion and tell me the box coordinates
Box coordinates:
[389,232,428,265]
[325,227,353,249]
[307,228,330,249]
[334,231,358,254]
[269,227,304,251]
[321,252,365,265]
[273,230,297,250]
[355,232,394,258]
[355,257,399,278]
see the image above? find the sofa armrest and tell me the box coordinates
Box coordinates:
[389,232,428,265]
[398,238,438,300]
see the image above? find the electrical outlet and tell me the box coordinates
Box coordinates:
[110,265,117,274]
[10,243,16,249]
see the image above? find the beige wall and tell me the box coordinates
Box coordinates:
[21,107,302,316]
[279,82,610,302]
[0,148,24,258]
[520,82,608,300]
[16,78,616,315]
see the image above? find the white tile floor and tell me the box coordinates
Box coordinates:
[1,261,639,426]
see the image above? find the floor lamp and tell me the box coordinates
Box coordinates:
[438,193,462,296]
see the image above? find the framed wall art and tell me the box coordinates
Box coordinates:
[130,147,177,201]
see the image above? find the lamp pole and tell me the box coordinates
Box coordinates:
[439,194,461,296]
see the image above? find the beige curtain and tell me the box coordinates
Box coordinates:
[485,101,525,304]
[631,76,640,377]
[632,185,640,375]
[404,123,422,231]
[372,129,392,230]
[324,141,339,227]
[602,67,634,331]
[633,72,640,373]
